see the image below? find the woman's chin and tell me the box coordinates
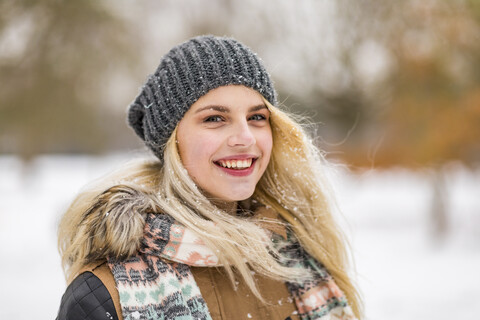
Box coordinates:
[209,189,255,204]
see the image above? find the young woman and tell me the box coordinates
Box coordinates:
[57,35,362,320]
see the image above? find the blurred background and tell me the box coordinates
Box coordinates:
[0,0,479,319]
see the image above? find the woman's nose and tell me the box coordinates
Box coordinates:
[227,121,256,147]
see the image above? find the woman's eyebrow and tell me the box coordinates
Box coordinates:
[194,105,229,113]
[194,104,267,114]
[249,104,268,112]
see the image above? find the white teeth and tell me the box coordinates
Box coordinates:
[217,159,253,169]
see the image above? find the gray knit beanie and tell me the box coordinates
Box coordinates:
[127,35,277,161]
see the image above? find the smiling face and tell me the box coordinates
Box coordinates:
[176,85,273,203]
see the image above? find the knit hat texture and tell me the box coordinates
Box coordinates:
[127,35,277,161]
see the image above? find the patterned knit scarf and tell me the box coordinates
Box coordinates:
[107,213,356,320]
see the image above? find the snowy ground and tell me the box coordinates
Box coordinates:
[0,154,479,319]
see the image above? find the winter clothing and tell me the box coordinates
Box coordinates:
[191,265,298,319]
[56,264,118,320]
[106,208,354,320]
[57,260,298,320]
[127,35,277,161]
[57,207,355,320]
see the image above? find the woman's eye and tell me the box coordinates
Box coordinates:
[249,114,267,121]
[204,115,224,122]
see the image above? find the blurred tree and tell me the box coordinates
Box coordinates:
[328,0,480,240]
[333,0,480,168]
[0,0,140,160]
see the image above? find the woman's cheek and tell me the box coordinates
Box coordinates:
[185,133,219,167]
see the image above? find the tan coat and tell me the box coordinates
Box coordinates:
[86,261,300,320]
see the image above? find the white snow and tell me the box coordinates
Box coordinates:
[0,155,478,319]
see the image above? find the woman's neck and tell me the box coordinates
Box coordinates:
[211,199,238,215]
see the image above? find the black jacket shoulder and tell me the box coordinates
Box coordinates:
[56,272,118,320]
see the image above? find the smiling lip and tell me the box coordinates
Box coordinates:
[214,155,257,177]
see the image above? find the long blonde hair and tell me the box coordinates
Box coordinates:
[58,100,362,318]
